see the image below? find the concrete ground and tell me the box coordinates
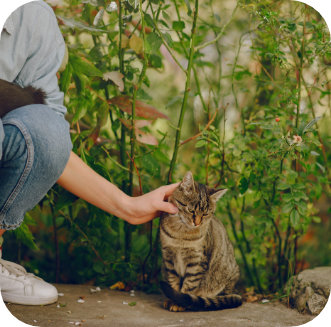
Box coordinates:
[4,284,313,327]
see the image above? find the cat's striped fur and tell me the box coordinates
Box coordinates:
[160,171,242,312]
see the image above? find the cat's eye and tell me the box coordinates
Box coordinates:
[203,213,208,217]
[188,208,194,213]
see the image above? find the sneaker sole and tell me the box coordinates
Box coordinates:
[2,293,58,306]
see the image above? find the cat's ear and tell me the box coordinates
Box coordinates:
[209,188,228,203]
[180,171,195,194]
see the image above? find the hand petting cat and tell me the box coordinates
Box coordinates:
[128,183,180,224]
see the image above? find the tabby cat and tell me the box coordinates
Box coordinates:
[0,79,46,119]
[160,171,242,312]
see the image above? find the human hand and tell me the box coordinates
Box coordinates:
[125,183,179,225]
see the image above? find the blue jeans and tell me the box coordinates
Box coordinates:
[0,105,72,230]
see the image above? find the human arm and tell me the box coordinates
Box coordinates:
[57,152,179,225]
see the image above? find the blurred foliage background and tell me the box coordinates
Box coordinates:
[3,0,331,296]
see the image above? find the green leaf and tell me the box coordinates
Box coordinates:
[316,162,325,173]
[59,64,73,94]
[282,202,294,213]
[312,216,321,223]
[290,209,300,227]
[127,0,139,9]
[13,222,39,250]
[57,15,107,35]
[172,21,185,31]
[303,116,322,134]
[70,54,103,77]
[141,154,160,177]
[72,97,88,123]
[293,191,309,201]
[58,302,68,307]
[162,10,170,21]
[163,32,174,48]
[128,302,137,306]
[72,72,87,95]
[24,213,38,226]
[144,13,156,29]
[278,183,290,190]
[150,54,162,68]
[282,193,293,202]
[54,191,79,213]
[83,0,105,6]
[238,177,249,194]
[145,32,163,54]
[287,171,298,180]
[195,140,206,148]
[233,149,241,157]
[292,183,305,190]
[182,0,192,16]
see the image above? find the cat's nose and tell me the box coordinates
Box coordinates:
[194,216,202,226]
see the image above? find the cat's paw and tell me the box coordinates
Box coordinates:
[163,299,186,312]
[163,299,172,309]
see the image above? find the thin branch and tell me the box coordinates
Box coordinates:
[167,0,199,183]
[179,107,220,146]
[150,4,187,74]
[194,4,238,52]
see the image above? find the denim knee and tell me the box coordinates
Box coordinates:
[0,105,72,230]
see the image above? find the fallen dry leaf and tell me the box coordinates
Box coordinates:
[109,95,170,120]
[110,281,126,290]
[79,296,85,300]
[103,71,124,92]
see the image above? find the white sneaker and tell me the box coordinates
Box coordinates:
[0,247,58,305]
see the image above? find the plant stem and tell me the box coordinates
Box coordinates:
[125,0,149,262]
[52,206,60,284]
[296,5,307,128]
[194,4,238,52]
[168,0,199,184]
[173,0,207,112]
[227,205,255,287]
[150,5,187,74]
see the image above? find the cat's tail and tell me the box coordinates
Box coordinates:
[160,281,242,311]
[25,86,46,105]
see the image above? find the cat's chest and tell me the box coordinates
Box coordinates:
[173,246,206,277]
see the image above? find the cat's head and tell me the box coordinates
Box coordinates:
[171,171,227,227]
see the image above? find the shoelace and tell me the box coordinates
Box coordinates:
[0,258,42,281]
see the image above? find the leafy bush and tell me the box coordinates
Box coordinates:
[6,0,331,295]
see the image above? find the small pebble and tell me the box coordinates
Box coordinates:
[123,301,128,305]
[57,305,60,308]
[58,293,64,296]
[262,299,269,303]
[77,299,85,303]
[130,293,135,297]
[130,290,135,293]
[96,287,101,291]
[33,320,37,323]
[97,301,102,303]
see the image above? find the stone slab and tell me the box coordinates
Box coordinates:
[4,284,313,327]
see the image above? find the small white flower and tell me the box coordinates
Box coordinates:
[57,305,60,308]
[96,287,101,291]
[75,323,80,326]
[262,299,269,303]
[130,290,135,293]
[123,301,128,305]
[77,299,85,303]
[130,293,135,297]
[106,1,118,12]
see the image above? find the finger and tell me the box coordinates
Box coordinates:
[157,201,178,214]
[162,183,180,198]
